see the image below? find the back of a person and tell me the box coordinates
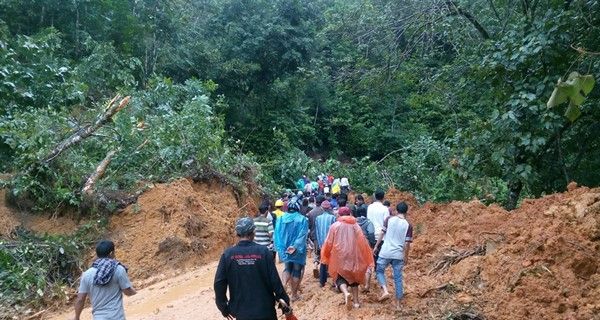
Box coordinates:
[223,242,277,319]
[380,216,410,260]
[315,212,336,247]
[357,216,376,248]
[276,212,308,263]
[80,266,127,320]
[253,216,272,247]
[367,201,388,237]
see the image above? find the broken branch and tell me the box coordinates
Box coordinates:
[43,95,130,164]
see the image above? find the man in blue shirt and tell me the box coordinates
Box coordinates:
[274,199,309,301]
[314,200,336,287]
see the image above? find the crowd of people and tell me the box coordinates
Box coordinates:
[69,174,412,320]
[215,175,414,319]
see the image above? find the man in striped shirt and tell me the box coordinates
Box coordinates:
[254,203,275,260]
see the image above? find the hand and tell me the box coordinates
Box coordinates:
[221,311,234,320]
[286,246,296,254]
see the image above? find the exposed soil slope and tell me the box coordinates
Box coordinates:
[43,182,600,319]
[109,178,258,282]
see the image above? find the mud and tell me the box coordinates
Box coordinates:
[19,182,600,319]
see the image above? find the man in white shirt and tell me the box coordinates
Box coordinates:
[374,202,413,310]
[367,189,389,241]
[340,177,350,192]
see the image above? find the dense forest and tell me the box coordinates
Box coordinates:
[1,0,599,210]
[0,0,599,314]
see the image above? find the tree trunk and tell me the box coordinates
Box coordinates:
[82,149,117,195]
[506,179,523,210]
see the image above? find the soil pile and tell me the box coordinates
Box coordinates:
[289,185,600,319]
[0,189,19,237]
[110,178,259,282]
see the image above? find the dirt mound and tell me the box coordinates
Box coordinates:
[0,189,82,237]
[385,187,420,209]
[0,189,19,237]
[110,178,259,282]
[388,184,600,319]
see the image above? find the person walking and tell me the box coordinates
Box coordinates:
[314,200,336,287]
[214,217,290,320]
[320,207,374,310]
[254,203,275,260]
[274,200,309,301]
[272,199,285,230]
[307,195,326,277]
[374,202,413,310]
[351,194,368,218]
[73,240,136,320]
[355,206,376,291]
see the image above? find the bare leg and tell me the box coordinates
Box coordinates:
[351,286,360,308]
[290,277,301,301]
[339,283,351,310]
[282,271,290,289]
[363,268,372,292]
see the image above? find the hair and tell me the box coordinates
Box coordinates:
[383,200,391,207]
[338,198,347,207]
[338,192,348,201]
[96,240,115,258]
[309,196,315,203]
[396,201,408,214]
[355,194,364,202]
[375,189,385,201]
[316,195,325,206]
[302,198,309,206]
[356,206,367,218]
[259,203,269,214]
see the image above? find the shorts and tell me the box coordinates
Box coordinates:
[335,275,359,288]
[284,262,305,278]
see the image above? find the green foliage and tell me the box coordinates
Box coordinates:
[0,221,105,315]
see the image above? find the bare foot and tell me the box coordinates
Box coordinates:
[378,292,391,302]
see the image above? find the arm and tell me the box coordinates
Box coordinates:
[291,219,309,253]
[404,223,413,265]
[266,249,290,305]
[122,287,137,296]
[116,265,136,296]
[73,293,87,320]
[214,254,230,317]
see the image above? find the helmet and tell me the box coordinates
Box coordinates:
[275,199,284,207]
[287,199,300,212]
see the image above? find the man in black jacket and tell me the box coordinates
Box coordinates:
[214,217,290,320]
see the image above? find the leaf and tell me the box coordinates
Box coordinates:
[564,103,582,122]
[580,74,595,95]
[547,80,570,108]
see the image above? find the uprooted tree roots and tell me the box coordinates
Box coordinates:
[429,244,486,275]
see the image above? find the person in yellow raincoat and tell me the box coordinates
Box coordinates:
[320,207,374,310]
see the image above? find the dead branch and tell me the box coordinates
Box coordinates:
[82,149,117,195]
[429,244,486,275]
[43,95,130,164]
[420,282,459,297]
[445,1,491,39]
[24,309,46,320]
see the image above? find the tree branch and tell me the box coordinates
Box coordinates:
[82,149,117,195]
[445,1,491,39]
[42,95,130,163]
